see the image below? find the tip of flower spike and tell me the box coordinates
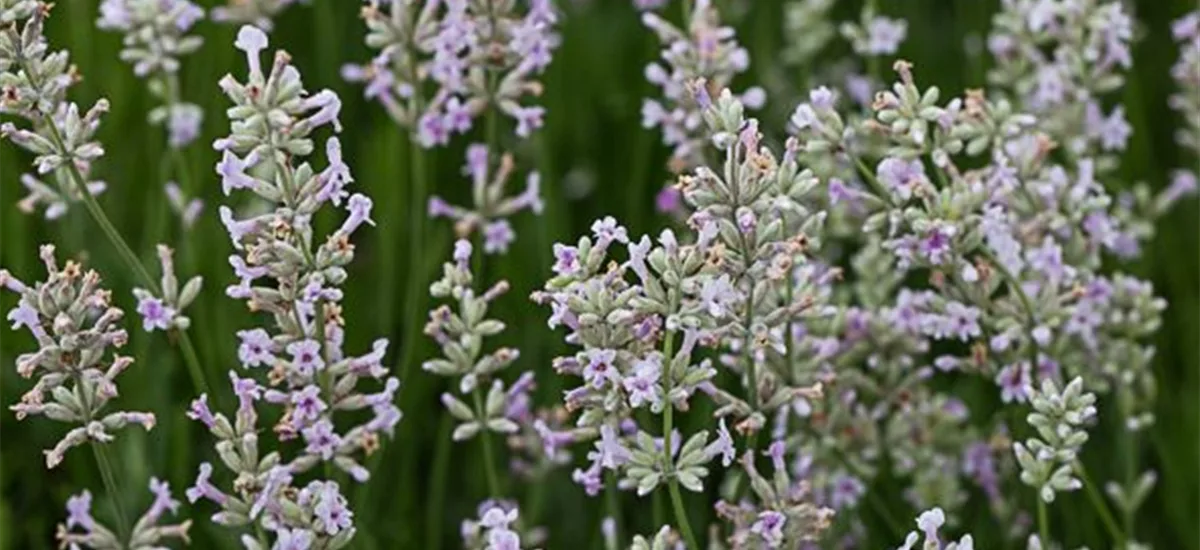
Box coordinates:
[235,25,268,54]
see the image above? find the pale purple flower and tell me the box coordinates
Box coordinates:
[288,339,325,377]
[484,220,515,254]
[187,394,216,429]
[311,481,353,535]
[996,363,1032,403]
[291,385,327,428]
[622,354,662,409]
[582,348,621,389]
[592,424,631,469]
[275,528,315,550]
[1173,12,1200,41]
[751,511,787,547]
[699,274,739,318]
[1085,103,1132,151]
[590,216,629,247]
[655,185,682,213]
[443,96,473,134]
[829,474,866,510]
[65,490,94,531]
[916,508,945,543]
[552,243,581,276]
[146,477,180,522]
[185,462,228,505]
[237,328,276,368]
[704,418,735,467]
[510,105,545,137]
[234,25,268,79]
[419,111,451,147]
[136,295,175,332]
[877,157,925,201]
[942,302,982,342]
[454,239,473,271]
[866,17,907,55]
[338,194,375,236]
[303,418,342,460]
[764,440,787,471]
[318,138,353,206]
[167,104,203,148]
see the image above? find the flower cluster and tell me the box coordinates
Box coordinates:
[132,244,202,333]
[211,0,303,31]
[714,447,834,547]
[57,480,192,550]
[779,0,836,70]
[427,144,544,254]
[1013,376,1095,503]
[629,526,680,550]
[0,3,110,220]
[460,501,541,550]
[186,25,401,547]
[641,0,765,173]
[839,5,908,57]
[1169,12,1200,207]
[164,181,204,229]
[771,55,1176,542]
[186,376,359,549]
[424,239,524,441]
[988,0,1134,166]
[345,0,560,146]
[894,508,975,550]
[97,0,206,148]
[1,245,155,468]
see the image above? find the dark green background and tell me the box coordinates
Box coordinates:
[1,0,1196,548]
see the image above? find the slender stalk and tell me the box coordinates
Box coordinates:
[978,247,1039,369]
[42,116,211,396]
[91,442,130,544]
[174,331,209,399]
[667,479,698,549]
[604,470,624,544]
[471,387,502,498]
[398,136,428,383]
[659,302,699,549]
[44,119,158,289]
[1036,497,1049,546]
[1118,389,1137,538]
[1076,461,1126,545]
[425,414,454,550]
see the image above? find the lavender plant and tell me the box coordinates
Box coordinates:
[96,0,206,149]
[640,0,764,173]
[344,0,558,147]
[0,0,211,396]
[210,0,305,31]
[185,25,401,548]
[0,246,196,548]
[57,480,193,550]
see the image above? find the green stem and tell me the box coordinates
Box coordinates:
[43,116,211,396]
[978,246,1039,369]
[659,310,698,549]
[1076,461,1126,545]
[425,414,454,550]
[667,479,698,549]
[472,387,502,498]
[1036,497,1049,546]
[398,137,428,383]
[604,470,624,544]
[1117,390,1137,538]
[91,442,130,544]
[853,156,894,208]
[174,331,210,399]
[44,118,158,290]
